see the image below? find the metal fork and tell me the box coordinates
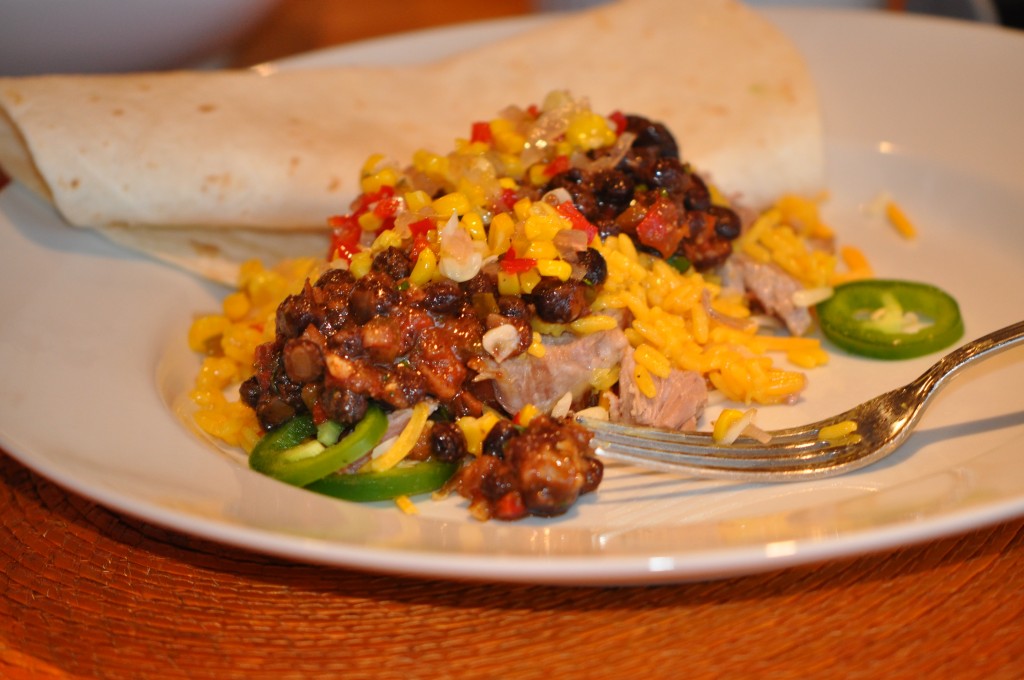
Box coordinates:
[579,320,1024,482]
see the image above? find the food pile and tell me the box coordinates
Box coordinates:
[187,92,869,520]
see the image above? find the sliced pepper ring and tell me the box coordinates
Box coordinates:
[306,461,458,502]
[815,279,964,360]
[249,406,387,487]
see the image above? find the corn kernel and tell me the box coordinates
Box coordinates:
[413,150,449,178]
[461,212,486,241]
[222,292,251,322]
[566,112,616,151]
[519,268,542,294]
[513,197,533,220]
[528,164,550,186]
[188,314,231,353]
[409,248,438,287]
[477,411,501,439]
[524,240,558,260]
[497,270,521,296]
[371,229,403,252]
[589,366,620,392]
[221,325,263,365]
[713,408,746,442]
[196,356,238,390]
[488,212,515,255]
[432,192,471,217]
[524,214,562,242]
[536,258,572,280]
[361,153,386,176]
[404,190,432,212]
[457,417,483,455]
[358,211,383,231]
[360,167,398,194]
[527,332,546,358]
[349,251,373,279]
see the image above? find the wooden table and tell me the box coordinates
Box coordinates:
[3,2,1024,677]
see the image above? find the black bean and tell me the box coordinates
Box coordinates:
[429,421,468,463]
[349,272,399,323]
[459,270,498,297]
[576,248,608,286]
[421,280,466,314]
[593,169,635,211]
[371,246,412,280]
[256,395,296,430]
[282,338,324,383]
[321,387,368,425]
[682,171,712,212]
[239,376,261,408]
[482,419,518,459]
[275,291,317,340]
[314,267,355,289]
[530,278,587,324]
[625,115,679,159]
[709,205,742,240]
[496,294,531,320]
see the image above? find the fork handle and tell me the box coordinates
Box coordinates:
[916,320,1024,395]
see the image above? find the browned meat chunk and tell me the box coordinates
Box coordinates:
[445,415,602,520]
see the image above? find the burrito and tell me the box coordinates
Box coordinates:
[0,0,823,284]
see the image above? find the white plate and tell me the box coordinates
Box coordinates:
[1,8,1023,586]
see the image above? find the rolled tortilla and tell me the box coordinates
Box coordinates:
[0,0,823,284]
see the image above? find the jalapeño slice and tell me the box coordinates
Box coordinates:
[306,461,458,502]
[249,406,387,487]
[815,279,963,360]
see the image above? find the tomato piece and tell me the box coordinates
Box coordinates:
[634,196,683,259]
[470,121,493,145]
[555,200,598,244]
[815,279,963,360]
[500,246,537,274]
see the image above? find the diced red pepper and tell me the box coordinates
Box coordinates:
[470,121,493,145]
[409,218,435,238]
[635,196,685,259]
[351,185,396,215]
[328,213,362,262]
[409,232,430,260]
[526,104,540,119]
[555,201,598,244]
[494,491,527,521]
[608,110,628,136]
[543,154,571,177]
[494,187,519,213]
[372,196,401,219]
[500,246,537,275]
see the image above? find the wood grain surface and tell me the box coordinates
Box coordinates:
[3,1,1023,678]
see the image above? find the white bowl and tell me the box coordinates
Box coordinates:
[0,0,278,76]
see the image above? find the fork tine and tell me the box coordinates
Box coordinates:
[579,416,868,481]
[580,416,830,454]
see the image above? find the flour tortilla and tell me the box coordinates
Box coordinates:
[0,0,823,285]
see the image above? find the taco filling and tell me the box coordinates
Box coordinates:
[189,92,849,521]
